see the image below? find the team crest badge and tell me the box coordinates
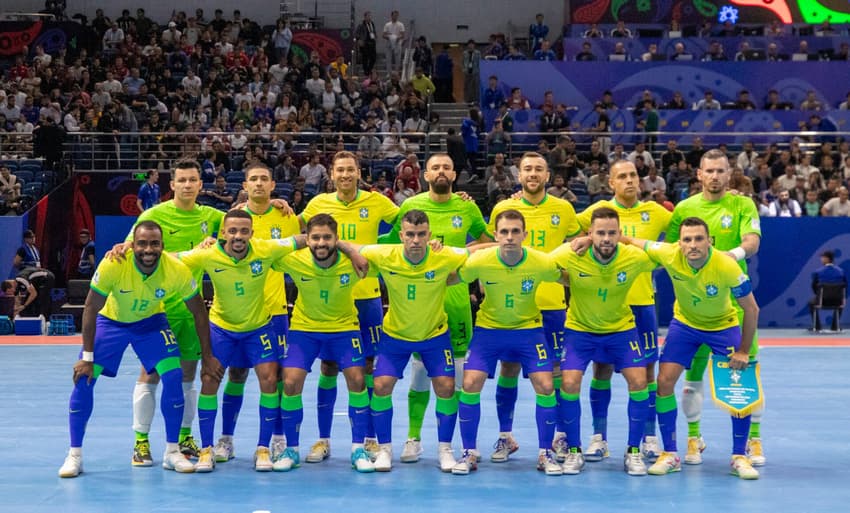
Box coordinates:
[451,215,463,229]
[720,214,733,229]
[706,283,719,297]
[270,227,281,239]
[617,271,627,284]
[521,278,534,294]
[551,214,561,226]
[250,260,264,275]
[154,288,166,299]
[359,208,369,219]
[641,212,650,222]
[425,271,436,280]
[201,221,209,234]
[340,273,351,285]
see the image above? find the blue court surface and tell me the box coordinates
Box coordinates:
[1,334,848,513]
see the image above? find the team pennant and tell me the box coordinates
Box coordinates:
[709,355,764,418]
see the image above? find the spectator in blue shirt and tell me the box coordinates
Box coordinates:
[433,45,454,103]
[136,169,160,212]
[461,108,482,179]
[482,75,505,111]
[529,13,549,52]
[810,250,847,330]
[77,229,96,278]
[534,40,557,61]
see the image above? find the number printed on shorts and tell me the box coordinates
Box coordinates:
[352,337,363,354]
[367,325,382,345]
[551,330,564,351]
[443,349,454,367]
[535,343,548,361]
[260,333,272,352]
[159,329,177,346]
[643,332,657,351]
[629,339,642,356]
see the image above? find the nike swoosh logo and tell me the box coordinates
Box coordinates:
[388,271,398,275]
[632,356,645,363]
[545,420,556,425]
[444,367,453,372]
[300,277,312,281]
[578,272,591,278]
[167,346,179,353]
[214,268,226,273]
[644,350,656,358]
[169,229,180,234]
[484,281,498,285]
[672,276,685,281]
[174,403,184,409]
[261,352,274,358]
[69,409,81,414]
[264,417,276,422]
[352,356,364,362]
[354,409,369,415]
[119,289,132,293]
[537,361,548,367]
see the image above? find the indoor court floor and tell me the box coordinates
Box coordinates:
[1,330,847,513]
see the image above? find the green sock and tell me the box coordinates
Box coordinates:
[179,426,191,442]
[135,431,148,441]
[407,390,431,440]
[749,422,761,439]
[688,422,700,438]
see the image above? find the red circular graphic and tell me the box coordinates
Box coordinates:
[80,174,91,184]
[121,194,140,215]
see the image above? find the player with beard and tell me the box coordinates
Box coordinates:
[386,153,492,463]
[486,152,581,463]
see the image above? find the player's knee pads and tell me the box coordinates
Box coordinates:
[681,380,703,423]
[182,381,197,425]
[750,401,764,423]
[409,358,431,392]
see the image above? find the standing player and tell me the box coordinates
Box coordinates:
[213,163,300,463]
[667,149,764,466]
[550,207,657,476]
[299,151,399,462]
[619,218,761,480]
[386,153,491,463]
[123,159,224,466]
[487,151,581,462]
[59,221,221,477]
[178,210,300,472]
[575,160,671,462]
[360,209,468,472]
[451,210,563,476]
[274,214,375,473]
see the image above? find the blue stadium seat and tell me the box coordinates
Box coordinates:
[0,160,18,171]
[23,182,43,197]
[14,170,34,184]
[225,171,245,183]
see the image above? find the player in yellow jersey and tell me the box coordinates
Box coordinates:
[575,160,672,462]
[618,217,761,480]
[386,153,492,464]
[213,163,301,464]
[111,159,224,465]
[299,151,399,461]
[487,152,581,462]
[359,209,468,472]
[450,209,564,476]
[550,207,657,476]
[59,221,222,478]
[273,214,376,473]
[178,210,302,473]
[667,149,764,466]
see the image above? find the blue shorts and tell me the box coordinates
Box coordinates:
[631,305,660,365]
[210,322,278,369]
[285,330,366,371]
[661,319,741,368]
[374,331,454,379]
[466,327,552,378]
[272,314,289,364]
[356,297,383,358]
[93,313,177,378]
[561,328,643,373]
[542,309,566,364]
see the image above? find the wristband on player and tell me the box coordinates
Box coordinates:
[82,351,94,362]
[729,247,746,261]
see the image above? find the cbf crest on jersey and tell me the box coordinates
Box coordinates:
[640,212,650,223]
[551,214,561,226]
[706,283,719,297]
[359,207,369,220]
[340,273,351,286]
[201,221,209,235]
[521,277,535,294]
[616,271,627,284]
[250,260,264,275]
[720,214,733,229]
[424,270,436,281]
[270,226,282,239]
[451,215,463,229]
[154,288,166,299]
